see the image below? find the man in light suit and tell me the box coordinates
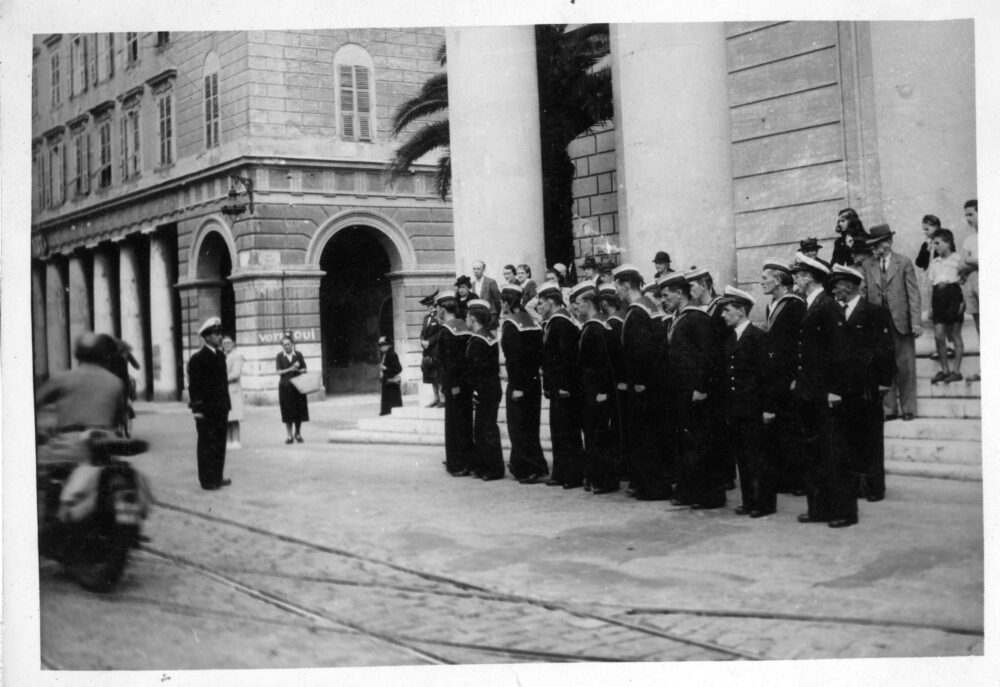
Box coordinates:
[858,224,922,421]
[471,260,502,316]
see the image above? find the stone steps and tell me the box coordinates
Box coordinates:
[916,354,979,378]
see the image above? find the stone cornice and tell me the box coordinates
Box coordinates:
[89,99,116,118]
[118,84,145,106]
[67,113,90,131]
[227,269,327,283]
[42,124,66,141]
[145,69,178,93]
[43,34,62,48]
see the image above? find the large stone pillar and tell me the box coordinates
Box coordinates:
[45,260,70,374]
[32,262,48,381]
[445,26,547,280]
[67,253,92,367]
[149,233,179,399]
[118,241,149,397]
[611,23,736,286]
[92,247,116,336]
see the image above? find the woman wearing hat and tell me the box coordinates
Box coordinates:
[454,275,474,320]
[276,334,309,443]
[378,336,404,416]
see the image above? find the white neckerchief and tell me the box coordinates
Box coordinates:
[844,293,862,320]
[734,320,750,341]
[805,286,823,308]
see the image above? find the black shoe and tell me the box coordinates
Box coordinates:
[201,484,220,491]
[448,469,472,477]
[734,506,752,516]
[219,479,232,487]
[797,513,828,524]
[884,414,900,422]
[625,488,637,498]
[828,516,858,528]
[481,474,505,482]
[901,413,915,421]
[562,482,584,490]
[518,473,547,484]
[635,491,672,501]
[866,493,885,503]
[295,434,303,443]
[670,498,692,507]
[750,509,776,518]
[285,437,294,444]
[592,485,620,495]
[545,479,563,487]
[691,501,726,510]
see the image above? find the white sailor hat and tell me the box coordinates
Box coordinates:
[790,252,832,278]
[536,281,563,300]
[467,298,492,312]
[658,272,688,290]
[598,282,618,295]
[684,266,711,283]
[568,280,597,302]
[762,257,793,274]
[611,263,641,280]
[719,285,756,312]
[435,290,457,305]
[198,316,223,336]
[500,282,523,295]
[828,264,864,284]
[641,281,661,295]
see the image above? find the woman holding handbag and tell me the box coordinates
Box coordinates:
[276,334,309,443]
[378,336,403,416]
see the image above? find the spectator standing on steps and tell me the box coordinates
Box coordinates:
[959,199,979,381]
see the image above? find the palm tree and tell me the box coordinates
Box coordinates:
[386,27,613,264]
[386,44,451,200]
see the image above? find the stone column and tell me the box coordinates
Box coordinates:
[611,23,736,286]
[119,241,149,397]
[45,260,70,374]
[149,233,179,399]
[67,253,92,366]
[445,26,547,280]
[32,262,48,381]
[92,247,116,336]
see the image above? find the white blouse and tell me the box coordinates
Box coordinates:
[928,253,963,286]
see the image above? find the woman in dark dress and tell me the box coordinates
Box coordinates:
[276,334,309,443]
[378,336,403,416]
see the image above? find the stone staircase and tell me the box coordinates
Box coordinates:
[329,322,982,481]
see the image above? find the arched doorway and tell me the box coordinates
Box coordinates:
[319,225,393,393]
[194,231,235,335]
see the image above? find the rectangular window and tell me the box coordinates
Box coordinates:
[126,32,139,67]
[338,65,372,142]
[97,33,114,82]
[97,120,112,188]
[49,144,64,207]
[71,132,90,197]
[156,32,170,47]
[33,150,41,210]
[32,64,38,118]
[204,72,220,149]
[71,35,88,97]
[50,52,61,106]
[157,93,173,166]
[120,108,141,180]
[40,150,49,208]
[87,34,98,86]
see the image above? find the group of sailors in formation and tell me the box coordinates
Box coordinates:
[428,251,895,529]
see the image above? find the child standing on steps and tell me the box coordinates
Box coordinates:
[928,228,965,383]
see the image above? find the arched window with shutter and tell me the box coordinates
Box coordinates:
[334,44,375,143]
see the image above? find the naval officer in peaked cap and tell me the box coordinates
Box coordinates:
[187,317,232,490]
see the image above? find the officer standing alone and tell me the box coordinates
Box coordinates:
[187,317,232,491]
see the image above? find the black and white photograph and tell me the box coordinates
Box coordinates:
[2,1,996,685]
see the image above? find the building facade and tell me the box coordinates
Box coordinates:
[31,29,454,403]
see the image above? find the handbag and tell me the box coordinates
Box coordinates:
[385,374,402,385]
[290,371,323,395]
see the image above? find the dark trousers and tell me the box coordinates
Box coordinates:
[614,388,631,483]
[581,391,619,491]
[380,382,403,416]
[196,413,228,488]
[630,388,673,499]
[672,391,724,506]
[838,394,886,499]
[472,394,504,478]
[801,399,857,521]
[763,397,808,493]
[727,416,774,512]
[444,386,475,473]
[505,379,548,479]
[548,392,584,486]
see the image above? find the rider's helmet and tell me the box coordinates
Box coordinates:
[74,332,118,366]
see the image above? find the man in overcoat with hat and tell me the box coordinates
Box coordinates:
[187,317,231,490]
[858,223,922,421]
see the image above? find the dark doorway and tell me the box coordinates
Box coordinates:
[195,232,236,336]
[319,226,393,393]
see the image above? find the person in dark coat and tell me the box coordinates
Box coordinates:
[538,280,584,489]
[187,317,232,490]
[789,253,854,528]
[832,208,869,267]
[378,336,403,416]
[437,290,475,476]
[419,291,444,408]
[465,300,504,481]
[598,282,627,482]
[276,333,310,443]
[718,286,773,517]
[454,275,474,321]
[828,265,895,502]
[759,257,808,495]
[570,282,619,494]
[661,272,721,508]
[499,283,549,483]
[614,264,672,501]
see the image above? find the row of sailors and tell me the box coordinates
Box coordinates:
[431,253,895,529]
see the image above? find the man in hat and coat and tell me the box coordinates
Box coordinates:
[378,336,403,416]
[653,251,673,279]
[858,223,922,421]
[799,237,822,259]
[187,317,232,490]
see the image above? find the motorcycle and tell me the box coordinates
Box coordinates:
[37,430,152,593]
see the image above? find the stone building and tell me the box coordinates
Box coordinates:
[30,29,453,403]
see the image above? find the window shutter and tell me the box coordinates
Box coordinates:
[106,34,115,80]
[120,115,127,179]
[211,74,219,146]
[356,66,371,141]
[88,34,98,86]
[339,65,355,140]
[84,132,91,193]
[132,111,140,175]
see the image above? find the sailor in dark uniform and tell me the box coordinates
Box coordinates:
[759,258,808,495]
[598,282,627,481]
[499,282,549,483]
[465,299,505,481]
[187,317,231,490]
[718,286,773,517]
[789,253,854,528]
[661,271,722,508]
[537,280,585,489]
[570,281,619,494]
[614,264,672,500]
[436,290,475,476]
[828,264,895,503]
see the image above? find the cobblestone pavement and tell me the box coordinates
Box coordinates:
[21,398,987,682]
